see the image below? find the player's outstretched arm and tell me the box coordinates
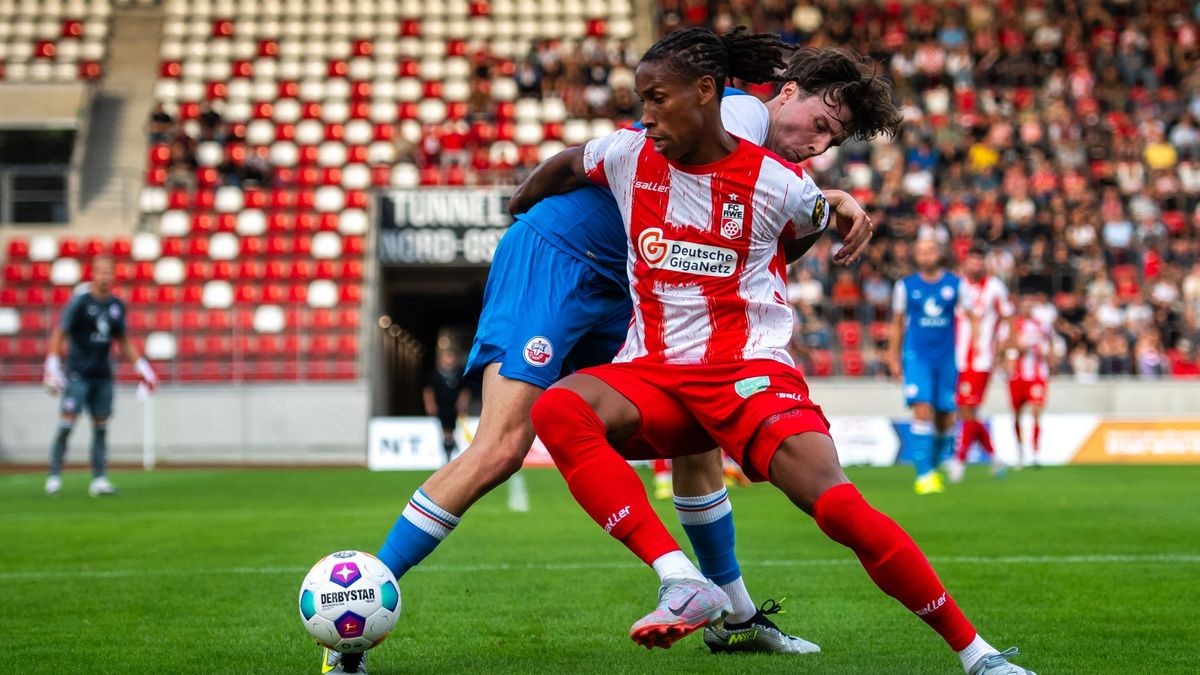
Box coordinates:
[507,146,588,216]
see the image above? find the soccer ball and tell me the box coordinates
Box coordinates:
[298,550,401,653]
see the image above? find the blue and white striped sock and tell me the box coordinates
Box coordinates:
[377,488,461,579]
[675,488,756,622]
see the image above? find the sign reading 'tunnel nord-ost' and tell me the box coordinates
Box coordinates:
[377,189,513,265]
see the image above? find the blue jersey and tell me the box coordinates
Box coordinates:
[521,88,761,289]
[893,271,961,361]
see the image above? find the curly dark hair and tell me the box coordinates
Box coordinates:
[641,26,788,95]
[780,47,903,141]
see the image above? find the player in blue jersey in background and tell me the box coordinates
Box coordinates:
[887,238,967,495]
[321,44,903,674]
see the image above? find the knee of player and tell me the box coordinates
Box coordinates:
[59,414,78,426]
[529,387,582,446]
[93,417,109,428]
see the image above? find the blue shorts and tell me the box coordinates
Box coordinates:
[61,375,114,418]
[902,356,957,413]
[465,220,632,389]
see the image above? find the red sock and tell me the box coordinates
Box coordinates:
[1032,420,1041,454]
[955,421,976,462]
[531,387,681,566]
[812,484,976,651]
[976,420,994,456]
[652,458,670,477]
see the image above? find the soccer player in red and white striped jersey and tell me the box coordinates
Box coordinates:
[1004,295,1055,467]
[513,25,1034,675]
[948,243,1014,481]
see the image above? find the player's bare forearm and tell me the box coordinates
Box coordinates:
[120,335,141,363]
[887,314,905,378]
[508,146,588,216]
[783,230,823,264]
[47,328,65,357]
[824,189,873,265]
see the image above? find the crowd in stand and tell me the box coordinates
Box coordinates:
[654,0,1200,378]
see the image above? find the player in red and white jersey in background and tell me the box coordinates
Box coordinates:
[1004,294,1055,467]
[946,243,1013,482]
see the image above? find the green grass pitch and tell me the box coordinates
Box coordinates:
[2,464,1196,674]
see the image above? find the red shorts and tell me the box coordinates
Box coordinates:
[955,370,991,407]
[575,359,831,482]
[1009,378,1047,408]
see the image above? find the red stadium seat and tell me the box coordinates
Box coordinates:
[836,321,862,348]
[157,285,181,305]
[7,238,30,260]
[841,350,865,377]
[4,264,25,284]
[809,349,833,377]
[83,238,106,257]
[130,286,155,304]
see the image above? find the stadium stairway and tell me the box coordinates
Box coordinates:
[75,4,163,231]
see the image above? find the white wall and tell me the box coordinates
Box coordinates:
[0,383,369,465]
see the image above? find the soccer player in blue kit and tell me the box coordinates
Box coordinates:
[887,238,966,495]
[321,43,903,674]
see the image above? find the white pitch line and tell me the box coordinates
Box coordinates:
[0,554,1196,582]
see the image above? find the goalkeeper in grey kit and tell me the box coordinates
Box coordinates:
[42,256,157,497]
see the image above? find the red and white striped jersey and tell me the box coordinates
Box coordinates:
[955,275,1013,372]
[583,128,830,366]
[1009,315,1052,381]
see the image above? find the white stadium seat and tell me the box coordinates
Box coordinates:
[341,164,371,189]
[314,185,345,212]
[338,209,369,235]
[202,280,234,309]
[154,257,186,285]
[253,304,286,333]
[140,186,169,214]
[144,331,178,361]
[312,231,344,258]
[158,210,190,237]
[28,235,58,262]
[306,279,338,308]
[51,258,82,286]
[131,232,163,261]
[208,232,239,260]
[236,209,267,236]
[215,185,244,213]
[0,308,20,336]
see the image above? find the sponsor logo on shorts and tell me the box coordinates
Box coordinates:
[63,397,77,413]
[959,380,972,395]
[1030,384,1045,397]
[523,336,553,367]
[637,228,736,278]
[904,383,919,399]
[734,376,770,398]
[720,202,744,239]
